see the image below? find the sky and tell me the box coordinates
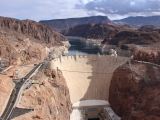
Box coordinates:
[1,0,160,21]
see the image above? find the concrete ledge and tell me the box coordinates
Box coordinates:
[73,100,110,108]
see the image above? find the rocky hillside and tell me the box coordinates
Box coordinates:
[0,16,69,65]
[114,16,160,28]
[61,23,124,39]
[133,47,160,64]
[0,16,68,46]
[109,60,160,120]
[0,31,49,65]
[39,16,113,32]
[18,69,72,120]
[138,25,158,31]
[102,30,160,49]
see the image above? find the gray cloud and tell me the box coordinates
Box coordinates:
[1,0,160,21]
[75,0,160,17]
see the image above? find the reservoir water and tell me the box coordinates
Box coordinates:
[68,39,103,56]
[67,39,132,57]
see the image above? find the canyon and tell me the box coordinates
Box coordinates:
[1,15,160,120]
[61,23,160,58]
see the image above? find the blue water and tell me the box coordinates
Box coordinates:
[68,39,103,56]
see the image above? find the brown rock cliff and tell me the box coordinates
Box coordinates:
[0,16,68,46]
[102,30,160,49]
[61,23,121,39]
[0,16,70,65]
[0,31,48,65]
[19,69,72,120]
[109,60,160,120]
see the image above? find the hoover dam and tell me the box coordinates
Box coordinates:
[49,53,129,119]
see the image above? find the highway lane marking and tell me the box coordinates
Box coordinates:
[2,63,42,120]
[2,83,20,120]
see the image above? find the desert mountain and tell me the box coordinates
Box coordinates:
[0,16,68,46]
[61,23,130,39]
[39,16,113,32]
[102,30,160,52]
[0,16,68,65]
[114,16,160,28]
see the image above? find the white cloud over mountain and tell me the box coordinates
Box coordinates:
[1,0,160,21]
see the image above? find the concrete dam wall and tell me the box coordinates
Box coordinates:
[49,54,128,104]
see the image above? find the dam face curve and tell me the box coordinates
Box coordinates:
[49,54,128,104]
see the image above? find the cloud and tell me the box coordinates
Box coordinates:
[75,0,160,19]
[130,1,135,6]
[1,0,160,21]
[0,0,88,21]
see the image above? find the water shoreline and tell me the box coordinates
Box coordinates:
[66,36,103,46]
[67,36,133,57]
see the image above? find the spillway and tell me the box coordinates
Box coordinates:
[49,54,128,119]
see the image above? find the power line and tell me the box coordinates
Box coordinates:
[60,69,158,74]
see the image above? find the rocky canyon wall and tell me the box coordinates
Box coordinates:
[109,60,160,120]
[0,16,68,46]
[18,69,72,120]
[133,47,160,65]
[0,16,70,65]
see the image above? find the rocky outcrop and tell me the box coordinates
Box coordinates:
[0,16,70,65]
[19,69,72,120]
[109,60,160,120]
[0,31,48,65]
[39,16,113,32]
[138,25,158,31]
[0,16,68,46]
[102,30,160,49]
[133,47,160,64]
[61,23,121,39]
